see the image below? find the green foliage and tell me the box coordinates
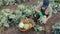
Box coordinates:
[16,0,29,3]
[34,25,40,31]
[0,0,3,7]
[33,25,44,31]
[0,9,14,28]
[39,16,47,24]
[52,22,60,29]
[37,26,44,31]
[0,8,26,28]
[0,4,35,29]
[18,4,26,10]
[0,11,9,28]
[8,9,26,26]
[23,24,29,29]
[4,0,15,5]
[16,0,21,3]
[18,5,35,18]
[15,9,25,21]
[25,6,35,15]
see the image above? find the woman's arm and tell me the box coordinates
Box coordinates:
[46,5,52,20]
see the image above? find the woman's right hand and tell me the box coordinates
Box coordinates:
[35,9,40,13]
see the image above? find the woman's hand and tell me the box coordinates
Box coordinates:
[35,9,40,13]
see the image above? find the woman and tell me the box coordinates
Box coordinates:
[35,0,52,24]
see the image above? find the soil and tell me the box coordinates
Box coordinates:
[0,0,60,34]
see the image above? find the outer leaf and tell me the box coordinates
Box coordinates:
[18,4,26,10]
[0,22,2,27]
[23,24,29,29]
[9,14,15,19]
[3,22,9,28]
[16,0,21,3]
[0,0,3,7]
[4,0,15,5]
[37,26,44,31]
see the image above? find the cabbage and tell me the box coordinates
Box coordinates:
[19,22,29,29]
[19,22,24,28]
[23,24,29,29]
[17,5,35,18]
[25,9,33,15]
[39,16,47,24]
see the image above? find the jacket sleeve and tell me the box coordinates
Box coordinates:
[45,4,52,20]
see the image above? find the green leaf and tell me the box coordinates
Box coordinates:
[16,0,21,3]
[1,9,10,13]
[23,24,29,29]
[0,0,3,7]
[1,17,7,23]
[18,4,26,10]
[4,0,15,5]
[37,26,44,31]
[0,22,2,27]
[3,22,9,28]
[0,12,3,19]
[21,15,25,19]
[33,25,40,31]
[9,14,15,19]
[15,10,22,15]
[39,16,47,23]
[25,9,32,15]
[15,10,23,20]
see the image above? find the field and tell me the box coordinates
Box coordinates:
[0,0,60,34]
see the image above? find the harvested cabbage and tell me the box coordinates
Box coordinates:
[23,24,29,29]
[19,22,24,28]
[39,16,47,24]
